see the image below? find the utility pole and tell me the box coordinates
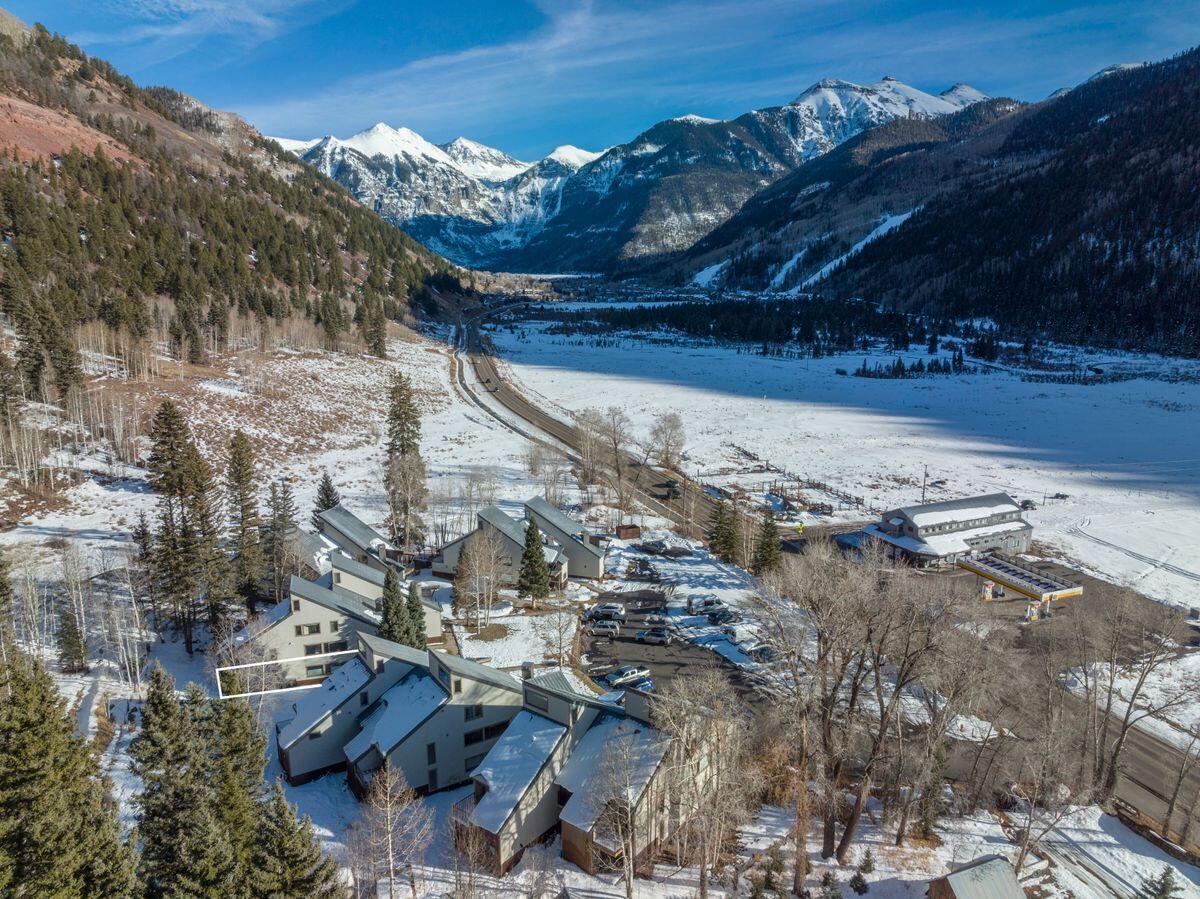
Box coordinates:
[921,465,929,504]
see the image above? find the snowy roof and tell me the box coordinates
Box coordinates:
[554,715,669,834]
[477,506,563,564]
[524,496,604,559]
[862,521,1028,558]
[277,657,372,750]
[317,504,392,554]
[288,527,333,571]
[939,855,1023,899]
[290,576,379,625]
[528,669,585,697]
[470,711,567,833]
[226,596,291,649]
[894,493,1019,529]
[342,671,448,763]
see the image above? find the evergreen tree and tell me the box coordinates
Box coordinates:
[209,698,267,880]
[710,500,739,564]
[136,669,236,897]
[1139,866,1183,899]
[181,445,233,630]
[377,567,410,645]
[517,520,551,600]
[264,479,299,603]
[453,543,476,619]
[709,500,727,553]
[385,373,421,462]
[0,652,136,897]
[0,547,14,652]
[248,783,341,899]
[751,507,782,576]
[57,606,88,673]
[858,848,875,874]
[311,471,341,530]
[849,871,869,895]
[405,580,427,648]
[226,430,263,604]
[147,399,192,499]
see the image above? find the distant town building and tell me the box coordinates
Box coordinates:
[846,492,1032,566]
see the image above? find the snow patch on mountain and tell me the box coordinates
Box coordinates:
[341,122,455,165]
[439,136,531,183]
[673,113,721,124]
[1089,62,1148,82]
[939,82,990,108]
[271,136,320,155]
[545,145,603,168]
[796,209,916,291]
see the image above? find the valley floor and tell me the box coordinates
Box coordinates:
[488,322,1200,611]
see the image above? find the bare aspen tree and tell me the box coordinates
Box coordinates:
[655,667,760,899]
[1163,724,1200,840]
[575,408,606,487]
[595,725,662,899]
[459,529,505,630]
[385,452,428,553]
[535,609,576,667]
[648,411,686,471]
[364,762,435,899]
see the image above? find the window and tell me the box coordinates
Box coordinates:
[333,572,342,584]
[305,643,324,656]
[428,768,438,790]
[465,753,487,772]
[465,704,483,721]
[526,691,549,712]
[436,665,450,686]
[360,692,369,707]
[291,599,301,611]
[305,665,327,679]
[464,728,484,746]
[484,722,507,740]
[296,622,320,636]
[426,743,437,764]
[325,640,348,653]
[330,620,340,633]
[375,660,385,673]
[308,731,322,740]
[453,678,463,695]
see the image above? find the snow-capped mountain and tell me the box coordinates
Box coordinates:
[438,136,530,184]
[276,76,987,271]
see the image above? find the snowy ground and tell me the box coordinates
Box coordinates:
[490,323,1200,610]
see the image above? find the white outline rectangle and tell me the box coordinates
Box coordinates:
[215,649,358,699]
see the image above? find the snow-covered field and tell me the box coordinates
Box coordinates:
[490,324,1200,609]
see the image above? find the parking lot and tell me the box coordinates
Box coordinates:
[581,589,766,698]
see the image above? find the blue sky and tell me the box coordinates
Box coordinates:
[11,0,1200,159]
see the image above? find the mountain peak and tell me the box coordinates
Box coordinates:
[938,83,989,108]
[439,136,530,182]
[339,122,454,165]
[545,145,602,169]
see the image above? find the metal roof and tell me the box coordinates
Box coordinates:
[940,855,1024,899]
[435,648,522,694]
[329,553,440,610]
[524,496,604,559]
[477,505,563,564]
[357,631,430,666]
[289,575,378,625]
[317,504,392,554]
[894,492,1018,520]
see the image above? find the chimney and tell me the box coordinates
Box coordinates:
[521,661,534,681]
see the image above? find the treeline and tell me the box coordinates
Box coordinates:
[543,296,977,355]
[855,350,978,379]
[0,22,463,405]
[824,47,1200,357]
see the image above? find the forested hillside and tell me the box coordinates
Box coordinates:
[0,22,463,407]
[820,49,1200,355]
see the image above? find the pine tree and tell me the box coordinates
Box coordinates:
[385,373,421,462]
[265,479,300,603]
[405,581,427,648]
[858,848,875,875]
[453,543,476,618]
[209,698,267,880]
[517,519,550,600]
[1139,866,1183,899]
[57,606,88,673]
[147,399,192,498]
[849,870,869,895]
[0,547,14,652]
[311,471,341,530]
[710,500,738,564]
[751,507,782,576]
[709,500,728,557]
[0,652,136,897]
[181,445,233,630]
[226,430,263,604]
[378,567,410,645]
[248,782,341,899]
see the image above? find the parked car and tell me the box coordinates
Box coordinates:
[635,628,671,646]
[723,624,758,644]
[586,620,620,638]
[605,665,651,687]
[631,678,654,692]
[689,594,723,615]
[749,644,782,664]
[587,602,627,622]
[707,609,739,625]
[635,539,668,555]
[643,612,669,627]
